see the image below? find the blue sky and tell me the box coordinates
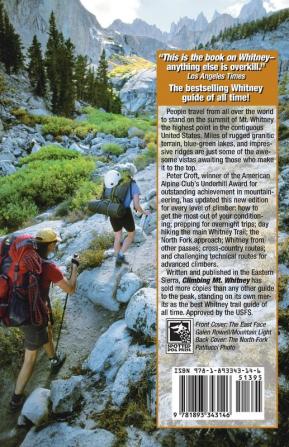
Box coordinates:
[80,0,288,31]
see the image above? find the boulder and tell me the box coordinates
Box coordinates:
[29,107,51,116]
[126,427,162,447]
[91,137,103,146]
[69,142,84,153]
[31,141,41,153]
[20,423,116,447]
[128,136,143,148]
[125,288,156,338]
[20,388,50,427]
[128,127,145,138]
[86,320,132,382]
[111,347,153,406]
[59,213,108,258]
[33,133,46,145]
[50,375,83,414]
[0,160,17,175]
[116,272,143,303]
[0,150,16,162]
[77,262,128,311]
[120,68,156,115]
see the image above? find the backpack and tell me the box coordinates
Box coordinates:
[0,234,48,327]
[88,179,134,219]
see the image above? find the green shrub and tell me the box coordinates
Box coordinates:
[0,74,5,98]
[279,238,289,266]
[279,145,289,169]
[280,72,289,95]
[134,142,157,170]
[79,232,114,272]
[144,131,157,144]
[129,127,145,138]
[2,199,39,228]
[78,249,104,272]
[0,156,95,229]
[51,298,64,335]
[12,107,39,126]
[101,142,124,156]
[279,124,289,141]
[19,145,81,165]
[41,115,96,138]
[147,142,157,155]
[279,275,289,301]
[65,209,87,223]
[279,309,289,330]
[84,107,155,137]
[0,327,24,368]
[70,180,103,212]
[54,200,71,217]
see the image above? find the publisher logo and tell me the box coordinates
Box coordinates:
[166,319,193,353]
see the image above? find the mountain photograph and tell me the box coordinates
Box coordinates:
[0,0,288,445]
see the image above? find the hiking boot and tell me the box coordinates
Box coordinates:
[50,352,66,372]
[115,253,129,267]
[9,393,25,411]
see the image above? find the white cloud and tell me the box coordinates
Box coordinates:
[264,0,289,11]
[226,0,247,17]
[80,0,141,27]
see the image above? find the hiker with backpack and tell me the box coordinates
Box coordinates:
[0,228,79,410]
[88,163,149,266]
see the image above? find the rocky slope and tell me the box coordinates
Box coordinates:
[212,20,289,73]
[0,162,158,446]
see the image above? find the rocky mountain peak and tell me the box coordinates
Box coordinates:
[212,10,221,21]
[239,0,267,22]
[3,0,105,62]
[195,12,208,30]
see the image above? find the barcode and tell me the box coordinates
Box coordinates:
[236,380,262,413]
[179,375,232,413]
[172,367,265,420]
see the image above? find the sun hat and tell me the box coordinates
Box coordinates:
[35,228,62,243]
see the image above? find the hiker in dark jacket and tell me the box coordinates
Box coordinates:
[10,228,78,410]
[105,164,149,266]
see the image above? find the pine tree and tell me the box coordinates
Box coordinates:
[57,38,75,116]
[45,12,61,114]
[28,35,46,96]
[74,55,88,101]
[0,1,4,62]
[0,4,23,74]
[85,68,98,105]
[95,49,110,110]
[109,89,122,114]
[45,12,76,116]
[95,50,122,113]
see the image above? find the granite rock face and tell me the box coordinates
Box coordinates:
[20,388,50,427]
[125,288,156,338]
[20,423,116,447]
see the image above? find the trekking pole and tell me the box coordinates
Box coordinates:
[55,253,78,354]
